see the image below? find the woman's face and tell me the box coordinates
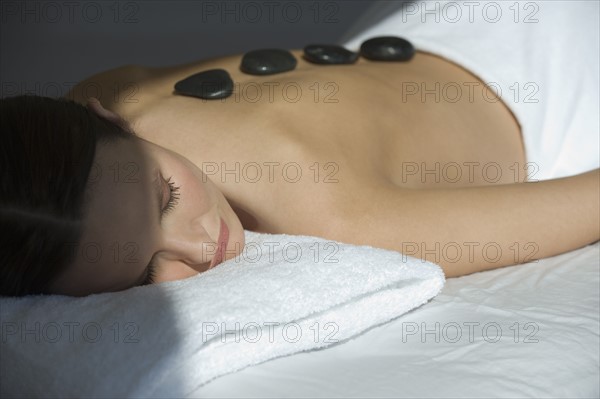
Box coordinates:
[47,102,245,296]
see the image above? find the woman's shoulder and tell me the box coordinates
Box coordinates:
[63,64,154,111]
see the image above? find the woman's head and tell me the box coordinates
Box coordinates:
[1,95,244,297]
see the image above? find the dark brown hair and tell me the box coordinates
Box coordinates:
[0,95,133,296]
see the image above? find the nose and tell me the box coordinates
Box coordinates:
[157,212,221,268]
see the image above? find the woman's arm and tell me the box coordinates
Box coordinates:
[333,169,599,278]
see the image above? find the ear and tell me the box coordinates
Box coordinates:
[86,97,129,129]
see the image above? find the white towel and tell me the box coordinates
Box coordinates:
[1,230,445,398]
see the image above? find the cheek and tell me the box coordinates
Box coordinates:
[185,172,217,212]
[157,263,199,283]
[170,156,216,210]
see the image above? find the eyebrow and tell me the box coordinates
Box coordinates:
[132,168,164,288]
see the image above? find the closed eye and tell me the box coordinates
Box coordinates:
[161,175,180,218]
[140,175,182,286]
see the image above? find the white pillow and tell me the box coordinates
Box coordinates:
[1,230,445,398]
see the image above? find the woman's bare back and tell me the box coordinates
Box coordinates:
[67,50,524,230]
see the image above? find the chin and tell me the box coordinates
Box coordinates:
[231,223,246,259]
[224,213,246,262]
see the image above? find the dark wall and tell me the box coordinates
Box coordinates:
[0,0,408,99]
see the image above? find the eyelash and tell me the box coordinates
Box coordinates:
[143,261,158,286]
[143,176,181,285]
[162,176,181,216]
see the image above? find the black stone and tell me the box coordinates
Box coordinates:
[303,44,359,65]
[240,49,297,75]
[174,69,233,99]
[360,36,415,61]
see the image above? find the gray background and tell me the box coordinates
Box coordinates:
[1,0,409,98]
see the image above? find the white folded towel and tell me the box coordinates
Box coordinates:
[1,230,445,398]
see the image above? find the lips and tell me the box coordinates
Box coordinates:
[209,217,229,268]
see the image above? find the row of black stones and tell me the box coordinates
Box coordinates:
[174,36,415,100]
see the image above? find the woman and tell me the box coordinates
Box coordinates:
[0,1,600,295]
[1,45,598,297]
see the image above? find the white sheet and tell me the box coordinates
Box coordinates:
[192,241,599,398]
[6,238,593,397]
[342,0,600,181]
